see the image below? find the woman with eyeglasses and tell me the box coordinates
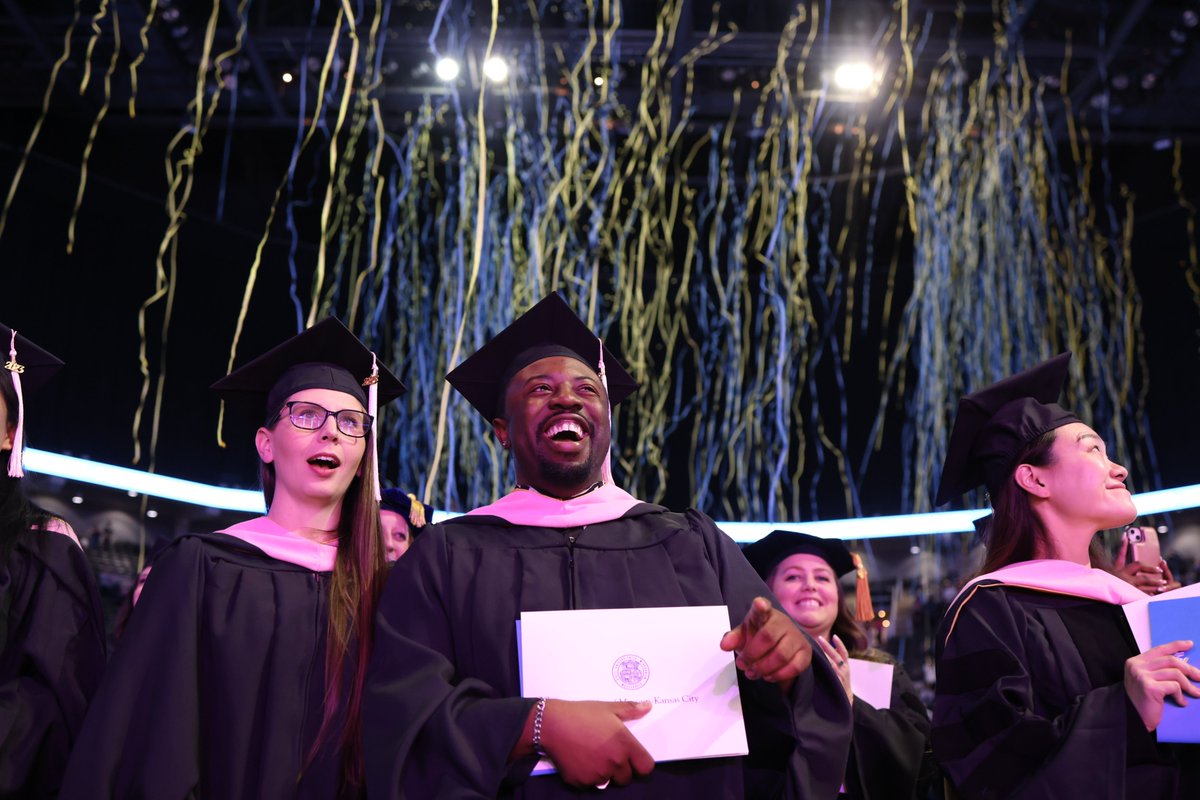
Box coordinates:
[61,319,405,799]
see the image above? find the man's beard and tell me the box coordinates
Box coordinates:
[535,443,605,491]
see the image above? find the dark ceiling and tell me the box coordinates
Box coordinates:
[3,1,1200,143]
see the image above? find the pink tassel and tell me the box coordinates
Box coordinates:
[366,352,380,502]
[598,337,613,484]
[7,330,24,478]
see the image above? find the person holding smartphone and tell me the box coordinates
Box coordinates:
[1113,525,1183,595]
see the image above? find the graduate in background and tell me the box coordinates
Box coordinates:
[60,319,404,799]
[379,488,430,561]
[363,293,851,799]
[931,353,1197,799]
[743,531,931,800]
[0,325,106,797]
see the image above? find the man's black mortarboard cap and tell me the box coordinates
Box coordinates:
[445,293,638,421]
[933,352,1079,507]
[210,317,406,420]
[741,530,856,579]
[1,323,65,477]
[380,487,432,530]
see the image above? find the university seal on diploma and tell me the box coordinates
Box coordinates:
[612,654,650,690]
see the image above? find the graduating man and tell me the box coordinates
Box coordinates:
[363,294,851,798]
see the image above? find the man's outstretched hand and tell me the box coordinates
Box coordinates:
[720,597,812,694]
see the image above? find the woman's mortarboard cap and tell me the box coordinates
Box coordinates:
[741,529,875,621]
[210,317,406,419]
[1,324,65,477]
[380,487,433,530]
[445,293,638,421]
[933,352,1079,507]
[741,529,856,579]
[0,324,63,394]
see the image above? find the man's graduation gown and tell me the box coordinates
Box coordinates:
[363,496,852,799]
[0,529,106,798]
[933,562,1181,799]
[60,525,345,799]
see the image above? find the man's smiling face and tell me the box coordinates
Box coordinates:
[493,356,611,497]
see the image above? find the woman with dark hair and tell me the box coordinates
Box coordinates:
[61,318,405,799]
[743,530,931,800]
[0,324,106,797]
[932,353,1197,799]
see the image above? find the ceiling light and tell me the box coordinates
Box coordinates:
[281,72,294,84]
[71,495,83,504]
[435,57,460,82]
[147,509,159,519]
[832,61,876,93]
[483,56,509,83]
[593,76,605,87]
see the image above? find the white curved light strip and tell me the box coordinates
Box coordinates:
[24,448,267,514]
[24,448,1199,541]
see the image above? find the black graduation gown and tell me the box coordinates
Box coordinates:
[843,657,930,800]
[0,529,106,798]
[363,503,852,799]
[59,532,344,799]
[744,652,930,800]
[932,581,1179,800]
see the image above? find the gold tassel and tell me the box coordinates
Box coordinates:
[852,552,875,622]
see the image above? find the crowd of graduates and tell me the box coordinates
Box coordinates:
[1,297,1197,799]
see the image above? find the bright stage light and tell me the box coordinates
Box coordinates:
[832,61,876,93]
[435,57,460,82]
[483,56,509,83]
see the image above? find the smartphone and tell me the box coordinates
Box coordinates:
[1124,526,1162,568]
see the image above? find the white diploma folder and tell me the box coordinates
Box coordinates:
[518,605,749,774]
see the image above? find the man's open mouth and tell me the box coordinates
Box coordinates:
[545,419,586,442]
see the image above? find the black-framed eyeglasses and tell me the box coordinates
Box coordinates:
[271,401,373,438]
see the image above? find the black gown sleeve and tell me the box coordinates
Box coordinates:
[845,661,930,800]
[363,526,535,799]
[932,585,1136,800]
[0,532,106,798]
[58,538,206,799]
[688,511,853,800]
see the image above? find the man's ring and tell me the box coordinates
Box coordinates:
[837,659,846,667]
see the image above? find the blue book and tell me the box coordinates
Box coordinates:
[1148,595,1200,743]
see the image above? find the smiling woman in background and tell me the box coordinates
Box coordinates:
[60,319,405,799]
[743,530,932,800]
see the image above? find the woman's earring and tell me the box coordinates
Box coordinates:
[500,440,509,450]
